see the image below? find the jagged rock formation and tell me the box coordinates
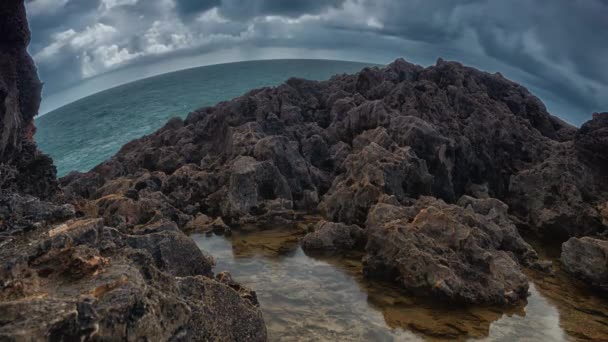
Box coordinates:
[64,59,607,237]
[0,2,267,340]
[61,55,607,301]
[364,196,544,305]
[0,219,266,341]
[0,0,56,199]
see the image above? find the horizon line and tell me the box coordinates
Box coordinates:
[37,57,382,117]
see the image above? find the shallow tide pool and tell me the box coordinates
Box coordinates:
[192,228,608,341]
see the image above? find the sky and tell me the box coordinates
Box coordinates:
[26,0,608,125]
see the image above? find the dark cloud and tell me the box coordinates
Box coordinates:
[174,0,219,17]
[218,0,346,19]
[26,0,100,51]
[26,0,608,124]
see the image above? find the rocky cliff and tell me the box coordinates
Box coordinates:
[0,0,56,199]
[0,2,267,340]
[1,0,607,338]
[61,57,608,302]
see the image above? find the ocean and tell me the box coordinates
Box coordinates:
[35,59,374,176]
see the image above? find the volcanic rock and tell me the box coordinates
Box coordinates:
[301,220,365,251]
[575,112,608,165]
[0,193,75,235]
[0,219,265,341]
[561,237,608,291]
[55,50,608,305]
[67,57,607,241]
[363,196,541,305]
[319,142,432,225]
[0,1,57,199]
[0,2,267,340]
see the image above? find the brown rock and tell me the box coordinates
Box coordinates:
[319,142,431,224]
[0,218,266,341]
[301,220,365,251]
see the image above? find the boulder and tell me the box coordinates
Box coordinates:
[301,220,365,251]
[221,155,292,220]
[561,237,608,291]
[363,197,540,305]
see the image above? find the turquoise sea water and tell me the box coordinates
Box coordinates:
[36,59,374,176]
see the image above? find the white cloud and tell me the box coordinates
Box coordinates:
[100,0,139,11]
[196,7,228,24]
[35,23,118,63]
[143,20,193,54]
[35,29,76,61]
[82,45,142,77]
[70,23,118,49]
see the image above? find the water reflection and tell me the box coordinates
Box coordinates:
[191,228,608,341]
[524,236,608,341]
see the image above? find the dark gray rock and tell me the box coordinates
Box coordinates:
[0,193,75,235]
[220,155,292,221]
[507,146,605,239]
[0,1,57,199]
[74,56,608,240]
[575,112,608,165]
[561,237,608,291]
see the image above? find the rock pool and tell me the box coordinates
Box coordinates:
[192,228,608,341]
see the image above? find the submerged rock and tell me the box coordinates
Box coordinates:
[561,237,608,291]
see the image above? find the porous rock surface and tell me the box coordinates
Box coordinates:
[0,219,266,341]
[301,220,365,251]
[364,196,542,305]
[60,53,608,302]
[64,59,607,239]
[561,236,608,292]
[0,2,267,340]
[0,0,56,200]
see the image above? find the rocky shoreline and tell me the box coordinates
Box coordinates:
[1,0,607,339]
[0,2,265,340]
[60,57,608,303]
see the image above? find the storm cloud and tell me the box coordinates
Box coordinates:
[26,0,608,124]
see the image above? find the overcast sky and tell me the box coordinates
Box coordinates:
[26,0,608,125]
